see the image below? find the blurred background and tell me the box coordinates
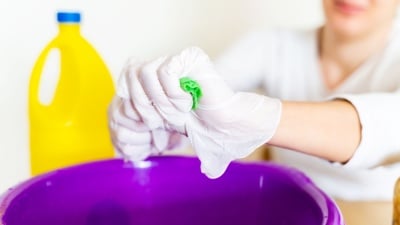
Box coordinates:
[0,0,323,192]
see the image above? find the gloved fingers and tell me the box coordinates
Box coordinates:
[109,96,141,121]
[151,128,170,152]
[166,47,212,78]
[120,99,141,122]
[166,47,224,85]
[166,131,184,150]
[197,144,232,179]
[138,56,188,127]
[188,130,233,179]
[127,60,165,130]
[111,127,174,161]
[162,47,235,109]
[114,142,153,162]
[112,125,152,146]
[199,155,232,179]
[117,57,143,99]
[139,56,170,107]
[108,96,149,132]
[157,57,193,113]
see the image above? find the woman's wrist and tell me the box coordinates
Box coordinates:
[268,99,361,163]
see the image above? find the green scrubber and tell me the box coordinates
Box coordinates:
[179,77,202,110]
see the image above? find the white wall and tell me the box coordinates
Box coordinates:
[0,0,323,193]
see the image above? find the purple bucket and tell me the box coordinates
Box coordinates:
[0,156,344,225]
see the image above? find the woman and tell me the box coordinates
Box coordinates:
[108,0,400,204]
[213,0,400,201]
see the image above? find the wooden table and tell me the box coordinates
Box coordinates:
[336,200,392,225]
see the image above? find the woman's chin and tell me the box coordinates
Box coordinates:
[327,19,370,39]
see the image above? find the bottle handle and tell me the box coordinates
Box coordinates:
[29,44,80,123]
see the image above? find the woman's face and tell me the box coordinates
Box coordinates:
[323,0,400,38]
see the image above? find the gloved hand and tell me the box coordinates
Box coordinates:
[108,58,184,160]
[108,47,282,178]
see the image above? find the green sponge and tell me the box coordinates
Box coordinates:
[179,77,202,110]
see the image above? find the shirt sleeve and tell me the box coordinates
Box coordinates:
[332,91,400,168]
[214,30,280,92]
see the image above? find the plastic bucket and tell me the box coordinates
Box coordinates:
[0,156,344,225]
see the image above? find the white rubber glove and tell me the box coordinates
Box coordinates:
[109,47,282,178]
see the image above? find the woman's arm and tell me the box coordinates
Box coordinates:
[269,100,361,163]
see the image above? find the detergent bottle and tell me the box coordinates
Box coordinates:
[29,11,116,175]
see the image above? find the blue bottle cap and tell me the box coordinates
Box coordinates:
[57,12,81,23]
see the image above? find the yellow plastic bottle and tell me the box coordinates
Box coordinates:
[29,11,115,175]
